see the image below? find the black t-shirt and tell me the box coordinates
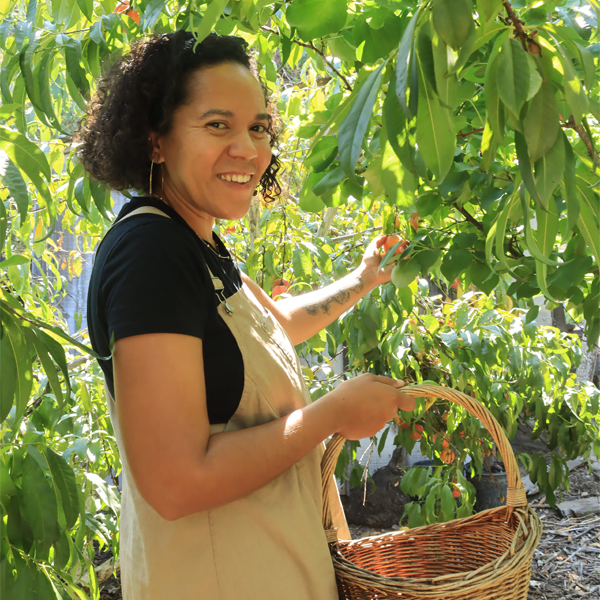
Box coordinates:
[87,196,245,424]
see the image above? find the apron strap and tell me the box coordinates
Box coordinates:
[110,205,230,309]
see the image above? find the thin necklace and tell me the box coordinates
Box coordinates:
[199,235,231,260]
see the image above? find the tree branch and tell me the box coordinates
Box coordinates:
[503,1,527,50]
[261,26,353,92]
[502,1,541,54]
[453,203,484,232]
[562,116,600,169]
[457,127,485,138]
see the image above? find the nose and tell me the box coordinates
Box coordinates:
[228,130,258,161]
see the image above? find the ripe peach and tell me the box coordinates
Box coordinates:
[441,448,455,463]
[272,278,290,299]
[410,424,424,441]
[377,234,409,256]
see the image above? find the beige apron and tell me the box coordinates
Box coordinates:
[103,206,350,599]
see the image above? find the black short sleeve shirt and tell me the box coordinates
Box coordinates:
[87,196,245,424]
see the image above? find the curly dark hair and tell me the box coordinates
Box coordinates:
[76,31,281,201]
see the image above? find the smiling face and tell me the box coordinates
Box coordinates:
[150,62,273,234]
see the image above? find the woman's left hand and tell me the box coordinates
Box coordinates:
[358,235,407,289]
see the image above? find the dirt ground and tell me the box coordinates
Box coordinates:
[92,462,599,600]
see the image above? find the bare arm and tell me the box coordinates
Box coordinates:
[113,332,414,521]
[243,237,395,345]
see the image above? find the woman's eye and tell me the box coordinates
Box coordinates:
[207,122,226,130]
[252,124,268,134]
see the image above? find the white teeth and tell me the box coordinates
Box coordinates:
[218,174,251,183]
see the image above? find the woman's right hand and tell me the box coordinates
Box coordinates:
[325,374,415,440]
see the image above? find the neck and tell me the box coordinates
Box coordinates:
[152,187,216,247]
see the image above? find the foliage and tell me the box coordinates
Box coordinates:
[0,0,598,595]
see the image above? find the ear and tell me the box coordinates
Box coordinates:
[148,131,165,164]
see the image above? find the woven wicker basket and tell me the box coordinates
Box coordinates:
[321,384,543,600]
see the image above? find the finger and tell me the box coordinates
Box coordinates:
[396,392,416,412]
[371,375,406,388]
[374,235,387,250]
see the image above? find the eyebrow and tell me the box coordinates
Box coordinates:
[199,109,271,122]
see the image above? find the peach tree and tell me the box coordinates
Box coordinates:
[1,0,598,595]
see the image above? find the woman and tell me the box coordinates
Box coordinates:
[81,31,415,600]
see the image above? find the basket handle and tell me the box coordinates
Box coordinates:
[321,383,527,535]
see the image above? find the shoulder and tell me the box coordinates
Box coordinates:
[103,216,201,265]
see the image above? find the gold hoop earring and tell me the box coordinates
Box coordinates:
[149,161,155,196]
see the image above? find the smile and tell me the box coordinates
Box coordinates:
[217,173,252,183]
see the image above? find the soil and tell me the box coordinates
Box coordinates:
[88,463,599,600]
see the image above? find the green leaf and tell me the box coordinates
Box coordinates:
[0,309,33,423]
[494,190,520,276]
[395,7,420,118]
[0,327,17,424]
[286,0,348,41]
[431,31,456,109]
[63,38,89,98]
[416,53,455,181]
[19,43,45,114]
[432,0,474,51]
[520,185,560,267]
[440,484,455,521]
[44,448,80,530]
[9,552,35,600]
[2,157,29,223]
[353,11,402,64]
[525,54,543,101]
[552,38,589,126]
[392,259,420,288]
[299,172,326,213]
[496,38,530,117]
[380,132,416,212]
[292,245,313,280]
[38,48,64,133]
[0,196,6,252]
[193,0,229,44]
[515,131,544,209]
[21,453,60,554]
[328,35,356,62]
[524,81,560,164]
[441,248,472,283]
[0,126,50,181]
[534,131,565,206]
[563,133,579,234]
[75,0,93,22]
[312,164,346,196]
[25,328,63,409]
[417,23,437,95]
[477,0,502,23]
[576,185,600,267]
[304,137,338,173]
[534,198,560,302]
[383,75,417,174]
[470,260,499,295]
[338,62,386,182]
[0,126,55,239]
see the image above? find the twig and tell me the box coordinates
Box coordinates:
[457,127,485,138]
[261,26,353,92]
[24,356,91,416]
[411,309,454,361]
[562,117,600,169]
[502,1,528,50]
[452,203,484,232]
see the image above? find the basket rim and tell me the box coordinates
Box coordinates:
[330,506,542,593]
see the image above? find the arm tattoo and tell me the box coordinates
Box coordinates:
[303,280,365,316]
